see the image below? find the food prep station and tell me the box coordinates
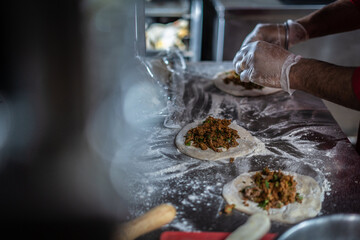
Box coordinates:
[2,0,360,239]
[124,0,360,238]
[118,59,360,239]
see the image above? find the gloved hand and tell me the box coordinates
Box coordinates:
[242,20,309,49]
[233,41,301,94]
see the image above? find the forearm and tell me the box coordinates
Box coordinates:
[290,58,360,110]
[297,0,360,39]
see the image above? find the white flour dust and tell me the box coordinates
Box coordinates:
[106,62,349,234]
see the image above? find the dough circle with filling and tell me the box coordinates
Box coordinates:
[175,120,264,161]
[222,171,323,224]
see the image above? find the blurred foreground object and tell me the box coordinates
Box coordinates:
[1,0,139,239]
[278,214,360,240]
[114,204,176,240]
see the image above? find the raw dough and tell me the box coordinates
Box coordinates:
[213,70,282,97]
[175,119,264,161]
[222,171,323,224]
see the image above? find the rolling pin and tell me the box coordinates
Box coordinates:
[225,213,271,240]
[113,204,176,240]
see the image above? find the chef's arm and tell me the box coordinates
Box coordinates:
[241,0,360,48]
[233,41,360,110]
[296,0,360,39]
[290,59,360,110]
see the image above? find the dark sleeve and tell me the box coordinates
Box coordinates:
[352,67,360,101]
[350,0,360,11]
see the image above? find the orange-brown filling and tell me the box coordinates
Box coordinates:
[184,116,240,152]
[242,167,303,210]
[223,70,263,90]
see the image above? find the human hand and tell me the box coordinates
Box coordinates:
[242,23,285,48]
[242,20,308,49]
[233,41,301,94]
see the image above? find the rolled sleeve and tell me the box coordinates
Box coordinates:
[350,0,360,11]
[352,67,360,101]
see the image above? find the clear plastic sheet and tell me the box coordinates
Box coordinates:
[110,51,360,238]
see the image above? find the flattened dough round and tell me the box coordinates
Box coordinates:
[222,171,323,224]
[213,71,282,97]
[175,120,264,161]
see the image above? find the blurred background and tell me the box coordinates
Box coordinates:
[1,0,359,239]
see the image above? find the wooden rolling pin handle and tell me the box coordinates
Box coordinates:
[114,204,176,240]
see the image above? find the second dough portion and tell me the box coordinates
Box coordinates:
[175,119,264,161]
[213,70,281,97]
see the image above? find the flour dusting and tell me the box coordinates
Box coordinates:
[106,61,356,237]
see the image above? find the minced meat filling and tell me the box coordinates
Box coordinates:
[241,167,303,211]
[184,116,240,152]
[223,70,263,90]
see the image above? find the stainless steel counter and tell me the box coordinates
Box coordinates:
[114,61,360,239]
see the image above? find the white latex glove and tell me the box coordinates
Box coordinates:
[233,41,301,94]
[242,20,309,49]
